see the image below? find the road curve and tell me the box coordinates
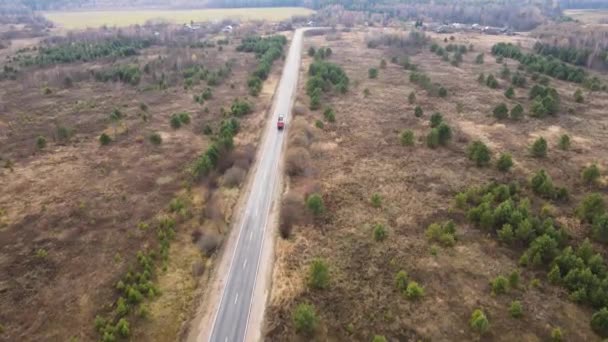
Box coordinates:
[207,28,306,342]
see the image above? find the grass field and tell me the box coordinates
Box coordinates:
[42,7,314,29]
[564,9,608,24]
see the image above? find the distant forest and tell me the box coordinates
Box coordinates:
[559,0,608,9]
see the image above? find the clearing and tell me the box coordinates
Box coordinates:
[266,27,608,341]
[42,7,315,29]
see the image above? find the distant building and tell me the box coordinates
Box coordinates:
[184,23,201,31]
[435,25,454,34]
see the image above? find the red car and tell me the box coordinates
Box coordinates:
[277,114,285,130]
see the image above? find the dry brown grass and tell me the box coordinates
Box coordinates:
[0,27,280,341]
[267,28,608,341]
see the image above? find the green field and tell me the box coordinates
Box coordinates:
[564,9,608,24]
[42,7,315,29]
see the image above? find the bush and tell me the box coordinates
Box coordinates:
[498,224,514,243]
[438,86,448,97]
[426,220,456,247]
[530,169,555,198]
[308,258,330,289]
[582,164,600,186]
[307,194,325,216]
[401,129,415,146]
[510,104,524,120]
[323,107,336,122]
[558,134,571,150]
[223,167,246,188]
[99,133,112,146]
[551,327,563,341]
[467,140,491,167]
[426,129,439,149]
[36,136,47,149]
[408,91,416,104]
[405,281,425,300]
[475,53,484,64]
[148,132,162,145]
[414,106,423,117]
[170,115,182,129]
[380,59,387,69]
[574,88,584,103]
[509,300,523,318]
[470,309,489,334]
[430,112,443,128]
[370,193,382,208]
[436,123,452,146]
[478,73,485,84]
[315,120,324,129]
[486,74,498,89]
[372,336,387,342]
[373,223,387,241]
[368,68,378,79]
[293,303,318,335]
[576,193,605,223]
[286,147,311,176]
[509,269,520,288]
[490,275,509,295]
[395,270,409,292]
[593,214,608,243]
[496,153,513,172]
[493,103,509,119]
[116,318,130,337]
[591,308,608,337]
[505,87,515,99]
[308,46,315,57]
[279,193,306,239]
[530,137,547,158]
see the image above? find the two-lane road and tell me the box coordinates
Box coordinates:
[207,28,306,342]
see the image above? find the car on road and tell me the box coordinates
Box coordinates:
[277,114,285,130]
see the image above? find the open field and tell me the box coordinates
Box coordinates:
[41,7,314,29]
[564,9,608,25]
[0,26,284,341]
[266,28,608,341]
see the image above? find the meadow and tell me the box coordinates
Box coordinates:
[564,9,608,25]
[42,7,314,29]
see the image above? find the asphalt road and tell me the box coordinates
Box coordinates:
[207,28,305,342]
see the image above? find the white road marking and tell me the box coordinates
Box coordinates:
[234,293,239,305]
[249,231,253,241]
[243,259,248,269]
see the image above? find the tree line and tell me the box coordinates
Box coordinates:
[237,35,287,96]
[491,42,587,84]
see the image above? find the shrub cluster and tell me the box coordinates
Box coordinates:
[492,43,586,83]
[529,84,560,117]
[533,42,596,69]
[410,71,447,97]
[230,98,253,117]
[238,35,287,96]
[94,64,141,86]
[94,216,176,340]
[184,62,233,89]
[308,258,330,289]
[458,182,608,336]
[530,169,569,201]
[306,61,349,110]
[426,220,456,247]
[19,37,150,67]
[192,118,239,179]
[467,140,491,167]
[425,113,452,148]
[293,303,318,335]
